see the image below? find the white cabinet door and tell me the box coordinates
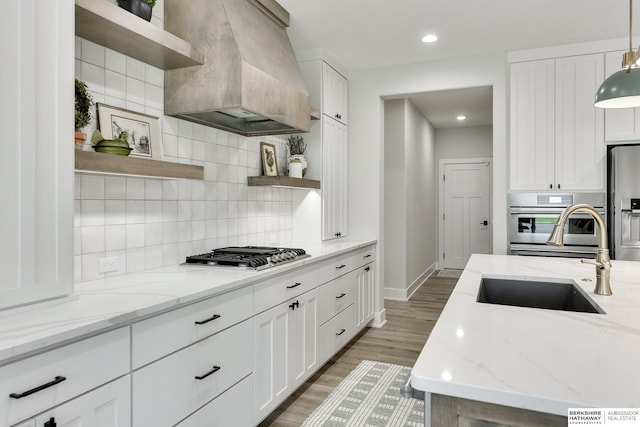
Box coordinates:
[509,60,555,191]
[322,116,348,240]
[604,50,640,142]
[355,263,375,330]
[0,0,74,310]
[554,54,605,191]
[34,376,131,427]
[322,62,348,125]
[254,288,318,424]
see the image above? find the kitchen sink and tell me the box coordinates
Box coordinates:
[477,277,605,314]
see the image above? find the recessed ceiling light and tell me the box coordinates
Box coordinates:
[422,34,438,43]
[456,115,467,121]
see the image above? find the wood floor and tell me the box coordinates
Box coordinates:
[259,272,458,427]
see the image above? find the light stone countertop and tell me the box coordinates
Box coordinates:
[410,254,640,416]
[0,239,376,365]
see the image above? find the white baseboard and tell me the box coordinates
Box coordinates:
[370,308,386,328]
[383,262,437,302]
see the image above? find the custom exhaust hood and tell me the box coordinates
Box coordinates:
[164,0,311,136]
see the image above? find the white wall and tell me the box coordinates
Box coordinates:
[348,53,507,319]
[435,126,493,160]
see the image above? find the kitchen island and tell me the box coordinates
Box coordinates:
[411,254,640,426]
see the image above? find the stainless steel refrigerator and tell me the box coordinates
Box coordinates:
[608,145,640,260]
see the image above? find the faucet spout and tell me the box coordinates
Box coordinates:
[546,203,612,296]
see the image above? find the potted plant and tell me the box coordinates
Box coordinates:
[287,135,307,177]
[75,78,93,147]
[117,0,156,22]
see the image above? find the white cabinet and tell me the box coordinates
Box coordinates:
[604,50,640,142]
[300,59,349,240]
[355,262,375,329]
[253,288,318,424]
[0,0,74,310]
[1,328,130,427]
[322,63,348,125]
[509,54,605,191]
[32,376,131,427]
[322,116,348,239]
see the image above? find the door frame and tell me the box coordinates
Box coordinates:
[438,157,493,269]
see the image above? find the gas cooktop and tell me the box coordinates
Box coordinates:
[185,246,309,270]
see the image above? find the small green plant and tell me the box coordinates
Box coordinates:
[142,0,156,7]
[74,78,93,131]
[117,130,130,142]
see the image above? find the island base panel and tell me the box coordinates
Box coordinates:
[428,394,567,427]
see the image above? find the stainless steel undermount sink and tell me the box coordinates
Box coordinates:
[477,276,605,314]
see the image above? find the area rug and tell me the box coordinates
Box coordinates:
[302,360,424,427]
[436,269,462,279]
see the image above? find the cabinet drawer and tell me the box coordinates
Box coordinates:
[254,266,322,314]
[132,319,253,427]
[319,246,376,283]
[318,270,355,326]
[132,286,252,368]
[318,304,355,364]
[1,327,129,427]
[177,374,253,427]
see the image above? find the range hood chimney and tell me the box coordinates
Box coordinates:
[164,0,311,136]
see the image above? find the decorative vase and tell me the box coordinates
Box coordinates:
[288,154,307,177]
[117,0,152,22]
[75,131,86,149]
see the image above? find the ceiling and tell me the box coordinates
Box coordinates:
[278,0,629,128]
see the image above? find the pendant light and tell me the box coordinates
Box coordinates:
[594,0,640,108]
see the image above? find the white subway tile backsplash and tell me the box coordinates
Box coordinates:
[75,39,295,281]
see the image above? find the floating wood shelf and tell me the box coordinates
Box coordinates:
[75,0,204,70]
[75,150,204,180]
[248,176,321,189]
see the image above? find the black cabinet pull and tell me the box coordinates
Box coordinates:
[336,264,346,269]
[336,293,346,299]
[364,254,372,258]
[336,329,346,336]
[195,365,221,380]
[289,300,300,310]
[194,314,221,325]
[549,184,552,189]
[286,282,302,289]
[365,266,370,272]
[44,417,57,427]
[10,376,66,399]
[557,184,561,189]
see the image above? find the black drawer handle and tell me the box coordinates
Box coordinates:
[365,266,370,272]
[194,314,221,325]
[195,365,221,380]
[10,376,66,399]
[336,329,346,336]
[286,282,302,289]
[336,293,346,299]
[336,264,346,269]
[364,254,372,258]
[289,300,300,310]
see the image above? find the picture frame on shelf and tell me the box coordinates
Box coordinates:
[260,141,279,177]
[97,103,162,160]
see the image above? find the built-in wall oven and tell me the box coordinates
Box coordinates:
[508,192,605,258]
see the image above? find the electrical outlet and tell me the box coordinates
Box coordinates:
[98,256,119,273]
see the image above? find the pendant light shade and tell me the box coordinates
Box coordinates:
[594,0,640,108]
[594,68,640,108]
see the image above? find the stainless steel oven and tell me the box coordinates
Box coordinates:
[508,192,605,258]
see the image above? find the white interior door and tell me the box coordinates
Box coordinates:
[442,161,491,269]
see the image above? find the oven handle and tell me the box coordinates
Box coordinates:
[509,207,604,215]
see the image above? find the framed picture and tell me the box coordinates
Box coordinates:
[97,103,162,160]
[260,142,279,176]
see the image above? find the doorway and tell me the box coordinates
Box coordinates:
[440,159,492,269]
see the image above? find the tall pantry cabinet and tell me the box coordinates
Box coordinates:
[0,0,74,310]
[299,59,349,240]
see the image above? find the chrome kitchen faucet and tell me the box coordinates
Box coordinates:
[547,203,613,296]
